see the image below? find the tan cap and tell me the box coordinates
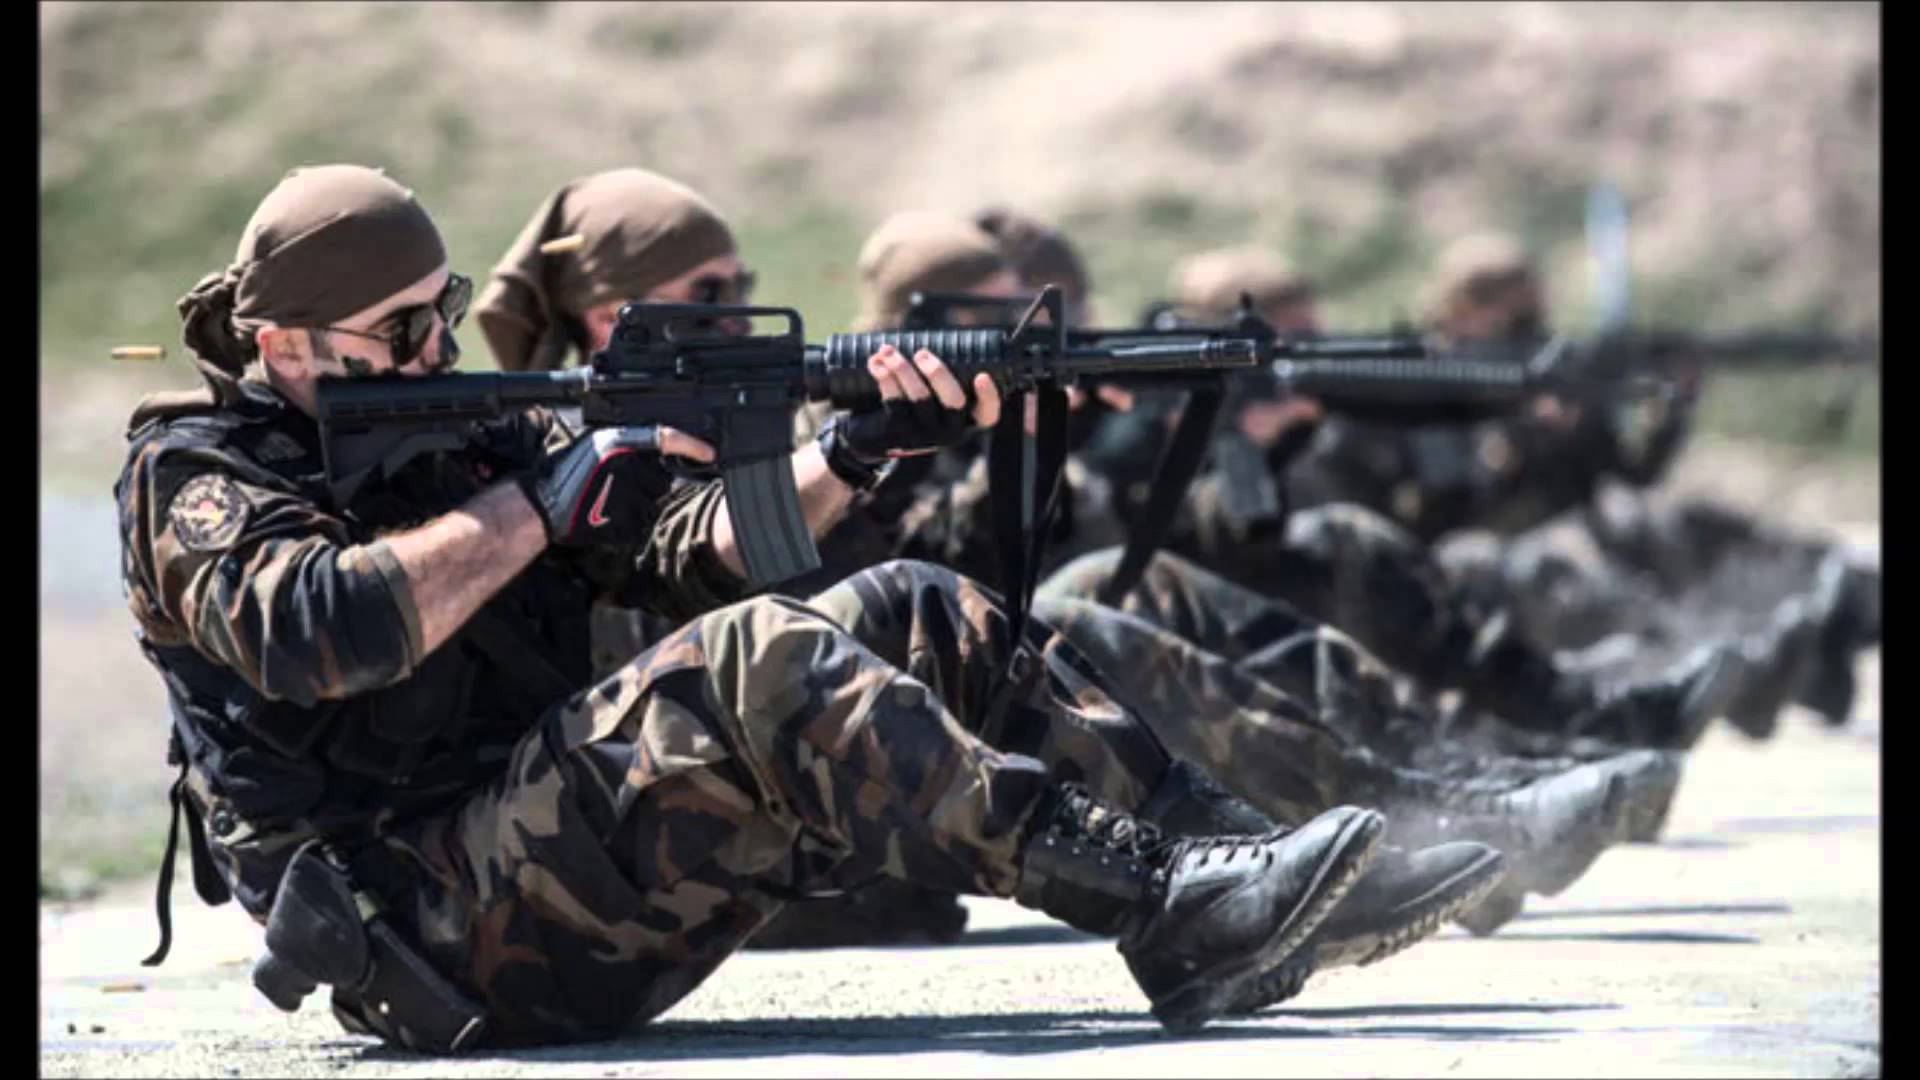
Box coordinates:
[1171,246,1313,319]
[1419,231,1540,325]
[854,211,1010,331]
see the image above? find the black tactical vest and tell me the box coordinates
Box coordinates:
[119,384,599,956]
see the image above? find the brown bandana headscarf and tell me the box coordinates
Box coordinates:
[854,211,1010,331]
[1172,246,1314,320]
[474,168,737,372]
[175,164,447,403]
[973,206,1091,319]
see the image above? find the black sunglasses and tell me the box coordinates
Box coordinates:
[322,272,473,368]
[685,268,757,306]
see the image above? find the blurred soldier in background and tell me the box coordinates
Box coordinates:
[1299,232,1882,738]
[755,209,1686,964]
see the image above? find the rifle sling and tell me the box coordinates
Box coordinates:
[984,384,1072,730]
[1097,385,1226,605]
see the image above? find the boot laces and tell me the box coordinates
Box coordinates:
[1183,833,1274,866]
[1051,786,1169,861]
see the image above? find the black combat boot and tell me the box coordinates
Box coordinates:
[1349,754,1640,936]
[1795,548,1880,727]
[1132,761,1505,1015]
[1402,733,1685,846]
[1570,641,1742,749]
[1230,840,1508,1012]
[1013,782,1384,1033]
[1443,745,1666,930]
[1722,598,1822,740]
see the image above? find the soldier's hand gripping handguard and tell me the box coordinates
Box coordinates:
[518,426,676,547]
[816,345,987,490]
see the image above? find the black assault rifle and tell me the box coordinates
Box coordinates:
[901,289,1560,604]
[314,286,1262,591]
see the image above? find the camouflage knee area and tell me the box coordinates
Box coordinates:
[1039,546,1317,659]
[1031,595,1351,824]
[695,591,1049,898]
[804,559,1020,724]
[1034,546,1124,604]
[365,625,799,1043]
[805,561,1170,812]
[1282,503,1483,679]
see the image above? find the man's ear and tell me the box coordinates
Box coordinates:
[256,326,311,379]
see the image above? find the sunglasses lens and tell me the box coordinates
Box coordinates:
[396,307,432,364]
[687,271,756,306]
[441,274,472,328]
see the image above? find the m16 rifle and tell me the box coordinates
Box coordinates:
[314,286,1262,594]
[900,289,1560,603]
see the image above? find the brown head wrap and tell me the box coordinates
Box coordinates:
[176,164,446,403]
[973,206,1091,319]
[1172,246,1314,320]
[1419,231,1541,329]
[854,212,1010,331]
[474,168,737,372]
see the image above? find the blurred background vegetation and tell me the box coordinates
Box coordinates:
[39,1,1879,899]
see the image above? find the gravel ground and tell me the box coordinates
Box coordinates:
[40,660,1882,1078]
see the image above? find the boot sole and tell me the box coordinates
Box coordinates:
[1149,810,1385,1034]
[1454,879,1527,936]
[1350,849,1508,967]
[1232,848,1509,1013]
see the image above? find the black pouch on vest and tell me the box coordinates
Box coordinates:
[325,642,477,783]
[255,840,487,1054]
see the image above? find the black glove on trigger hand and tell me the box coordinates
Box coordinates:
[840,391,981,463]
[521,426,675,547]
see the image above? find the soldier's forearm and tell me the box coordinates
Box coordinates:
[385,481,549,656]
[708,442,858,579]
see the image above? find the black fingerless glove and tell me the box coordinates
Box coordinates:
[839,391,981,462]
[519,426,675,547]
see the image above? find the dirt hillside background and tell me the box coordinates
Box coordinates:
[39,2,1879,898]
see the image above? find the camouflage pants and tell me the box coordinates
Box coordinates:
[1043,534,1579,734]
[1449,487,1837,651]
[362,560,1170,1047]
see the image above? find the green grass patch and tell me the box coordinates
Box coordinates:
[733,203,867,331]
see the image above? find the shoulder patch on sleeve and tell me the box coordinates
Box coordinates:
[168,473,252,552]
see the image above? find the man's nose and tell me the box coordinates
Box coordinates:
[415,322,461,374]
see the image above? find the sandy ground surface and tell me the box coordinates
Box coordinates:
[39,651,1882,1078]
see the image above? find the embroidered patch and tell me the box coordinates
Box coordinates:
[168,474,250,552]
[253,431,307,464]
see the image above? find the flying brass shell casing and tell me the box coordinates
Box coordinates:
[539,233,587,255]
[111,345,167,360]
